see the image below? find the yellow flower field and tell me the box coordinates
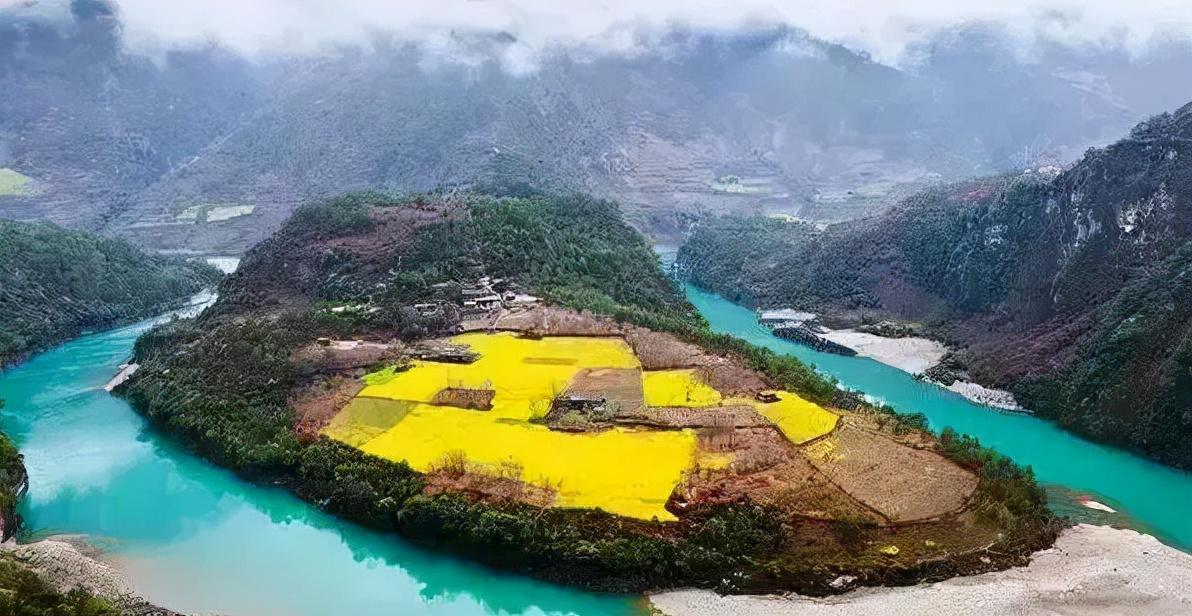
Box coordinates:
[359,333,640,420]
[323,397,415,447]
[641,369,722,407]
[359,403,695,520]
[326,331,840,521]
[735,392,839,444]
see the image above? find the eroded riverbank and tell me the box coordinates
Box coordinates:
[1,536,179,615]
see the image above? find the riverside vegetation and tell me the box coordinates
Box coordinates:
[679,101,1192,471]
[0,219,222,367]
[118,191,1057,594]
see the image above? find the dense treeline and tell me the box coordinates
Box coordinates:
[120,191,1053,593]
[0,219,222,366]
[378,192,707,329]
[678,101,1192,470]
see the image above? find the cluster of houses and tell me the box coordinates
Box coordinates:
[414,276,539,317]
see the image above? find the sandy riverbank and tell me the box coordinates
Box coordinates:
[103,363,139,392]
[1,536,179,615]
[818,330,947,375]
[650,524,1192,616]
[815,328,1023,411]
[940,380,1022,411]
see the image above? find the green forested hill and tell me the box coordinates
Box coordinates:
[679,102,1192,470]
[0,219,222,365]
[118,191,1050,594]
[131,191,834,470]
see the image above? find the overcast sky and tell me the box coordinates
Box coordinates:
[5,0,1192,65]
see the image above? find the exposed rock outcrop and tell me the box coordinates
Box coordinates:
[1,537,182,616]
[771,324,857,356]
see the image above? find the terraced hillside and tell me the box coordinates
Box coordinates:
[0,219,222,366]
[4,4,1192,253]
[679,101,1192,470]
[118,192,1056,594]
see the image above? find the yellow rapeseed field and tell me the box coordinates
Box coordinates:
[359,403,695,520]
[322,397,415,447]
[350,332,692,520]
[359,333,640,420]
[327,332,839,521]
[641,369,722,407]
[733,392,839,444]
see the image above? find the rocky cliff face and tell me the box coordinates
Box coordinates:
[679,101,1192,469]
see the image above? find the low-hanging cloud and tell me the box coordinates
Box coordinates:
[6,0,1192,66]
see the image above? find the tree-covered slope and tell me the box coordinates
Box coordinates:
[130,191,834,470]
[678,101,1192,469]
[0,219,222,365]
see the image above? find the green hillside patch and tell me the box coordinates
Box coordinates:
[175,203,256,223]
[0,168,33,196]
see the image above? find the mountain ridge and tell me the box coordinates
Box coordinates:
[4,5,1192,253]
[678,99,1192,469]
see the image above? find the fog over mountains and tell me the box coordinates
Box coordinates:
[2,0,1192,254]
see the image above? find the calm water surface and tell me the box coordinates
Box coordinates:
[0,307,641,616]
[685,284,1192,551]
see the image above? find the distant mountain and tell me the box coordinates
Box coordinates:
[679,101,1192,469]
[0,219,221,365]
[2,3,1191,253]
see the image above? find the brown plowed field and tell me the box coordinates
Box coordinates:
[803,423,978,523]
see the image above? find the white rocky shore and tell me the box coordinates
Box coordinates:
[650,524,1192,616]
[103,363,139,392]
[1,536,178,615]
[938,379,1022,411]
[812,326,1024,411]
[818,329,947,375]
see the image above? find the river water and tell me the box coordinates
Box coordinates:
[684,284,1192,552]
[0,307,640,616]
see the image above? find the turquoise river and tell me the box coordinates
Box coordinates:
[1,286,1191,615]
